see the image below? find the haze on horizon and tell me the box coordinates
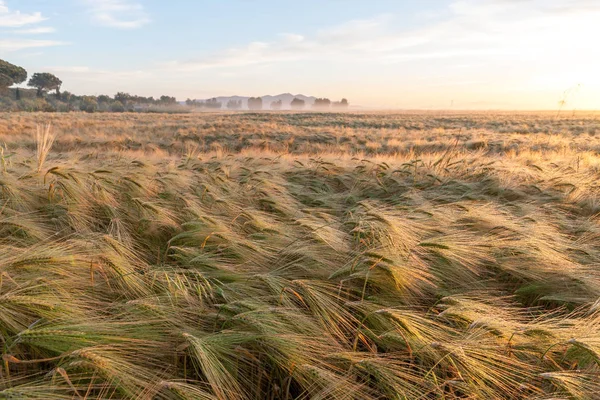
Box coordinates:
[1,0,599,110]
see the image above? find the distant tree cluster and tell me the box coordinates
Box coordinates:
[248,97,263,111]
[270,100,282,110]
[227,99,242,110]
[0,58,187,113]
[185,98,222,109]
[1,58,351,113]
[313,98,331,109]
[1,87,183,113]
[291,98,306,110]
[333,98,349,109]
[314,98,348,110]
[115,92,176,106]
[184,97,349,112]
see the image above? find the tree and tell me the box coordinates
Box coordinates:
[205,98,222,109]
[61,91,73,102]
[227,99,242,110]
[248,97,263,111]
[186,99,205,108]
[80,96,98,113]
[0,74,13,90]
[110,101,125,112]
[115,92,132,105]
[313,98,331,110]
[159,95,177,105]
[0,59,27,92]
[270,100,282,110]
[97,95,111,104]
[28,73,62,97]
[290,98,305,110]
[332,98,349,110]
[61,91,74,110]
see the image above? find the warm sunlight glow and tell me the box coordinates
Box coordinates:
[1,0,598,109]
[3,2,600,399]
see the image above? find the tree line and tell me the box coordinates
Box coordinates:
[186,97,349,110]
[1,59,350,112]
[1,59,62,99]
[0,59,185,112]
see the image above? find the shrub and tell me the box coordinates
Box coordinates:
[80,96,98,113]
[110,101,126,112]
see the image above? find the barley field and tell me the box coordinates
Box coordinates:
[1,111,600,399]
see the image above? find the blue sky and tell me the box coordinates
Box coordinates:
[1,0,600,109]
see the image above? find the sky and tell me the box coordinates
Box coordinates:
[1,0,599,109]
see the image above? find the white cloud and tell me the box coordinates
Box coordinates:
[36,0,600,108]
[0,0,47,27]
[165,15,395,71]
[0,39,67,52]
[85,0,150,29]
[165,0,600,74]
[12,26,56,34]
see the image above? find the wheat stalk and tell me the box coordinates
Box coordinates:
[35,123,56,173]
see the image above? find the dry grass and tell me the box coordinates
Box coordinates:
[1,111,600,399]
[34,123,55,173]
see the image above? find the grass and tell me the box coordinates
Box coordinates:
[34,123,55,173]
[0,111,600,398]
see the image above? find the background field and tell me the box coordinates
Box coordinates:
[2,111,600,156]
[1,111,600,399]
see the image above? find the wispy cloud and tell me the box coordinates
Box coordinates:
[165,0,600,73]
[0,0,46,27]
[12,27,56,34]
[0,39,67,52]
[38,0,600,108]
[85,0,150,29]
[165,15,397,71]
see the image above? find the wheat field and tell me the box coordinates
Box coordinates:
[1,111,600,399]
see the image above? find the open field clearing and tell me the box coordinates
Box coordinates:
[1,111,600,399]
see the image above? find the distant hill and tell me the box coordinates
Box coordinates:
[191,93,318,110]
